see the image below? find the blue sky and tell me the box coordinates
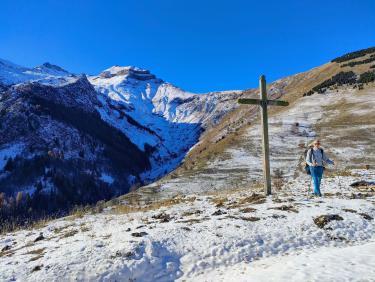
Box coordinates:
[0,0,374,92]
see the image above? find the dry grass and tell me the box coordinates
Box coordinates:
[209,197,228,208]
[111,196,196,215]
[240,207,257,213]
[25,248,46,262]
[25,247,45,256]
[0,217,53,236]
[60,229,78,239]
[80,225,91,233]
[175,218,209,225]
[53,223,75,234]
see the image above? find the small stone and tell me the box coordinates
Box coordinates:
[152,212,172,222]
[212,210,227,216]
[131,232,148,237]
[34,233,44,242]
[31,265,43,272]
[1,245,11,252]
[359,213,373,220]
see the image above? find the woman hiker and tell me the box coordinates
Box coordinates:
[306,139,335,196]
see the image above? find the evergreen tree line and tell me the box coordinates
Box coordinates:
[331,47,375,63]
[0,156,117,233]
[341,56,375,68]
[303,70,375,97]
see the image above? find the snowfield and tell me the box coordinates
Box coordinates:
[1,170,374,281]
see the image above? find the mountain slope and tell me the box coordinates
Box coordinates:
[88,66,244,181]
[0,76,151,224]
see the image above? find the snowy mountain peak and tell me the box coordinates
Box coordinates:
[33,62,69,76]
[98,65,157,81]
[0,58,71,86]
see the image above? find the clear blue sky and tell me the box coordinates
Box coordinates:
[1,0,374,92]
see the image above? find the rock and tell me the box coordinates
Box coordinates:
[1,245,11,252]
[350,180,375,187]
[212,210,227,216]
[240,216,261,222]
[342,208,357,213]
[314,214,344,228]
[270,214,287,219]
[34,233,45,242]
[359,213,373,220]
[124,251,134,258]
[152,212,172,223]
[131,232,148,237]
[181,226,191,231]
[31,265,43,272]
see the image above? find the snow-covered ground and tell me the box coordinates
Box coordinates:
[1,169,374,281]
[195,241,375,282]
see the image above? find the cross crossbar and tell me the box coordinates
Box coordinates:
[238,98,289,107]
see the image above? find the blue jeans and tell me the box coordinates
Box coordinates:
[309,166,324,196]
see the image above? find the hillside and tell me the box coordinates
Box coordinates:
[140,46,375,197]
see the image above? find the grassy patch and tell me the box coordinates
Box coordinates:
[111,196,196,215]
[60,229,78,239]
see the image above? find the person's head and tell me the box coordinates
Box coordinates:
[313,139,321,148]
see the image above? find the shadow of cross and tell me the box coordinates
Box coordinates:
[238,75,289,196]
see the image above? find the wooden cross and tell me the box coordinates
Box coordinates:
[238,75,289,196]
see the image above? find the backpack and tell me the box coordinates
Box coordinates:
[304,147,324,175]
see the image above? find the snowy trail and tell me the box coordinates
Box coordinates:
[0,170,374,281]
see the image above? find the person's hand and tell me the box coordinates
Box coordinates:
[313,161,318,167]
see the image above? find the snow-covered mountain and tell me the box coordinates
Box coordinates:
[89,66,242,181]
[0,58,74,86]
[0,58,243,221]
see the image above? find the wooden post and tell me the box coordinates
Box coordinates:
[260,75,271,195]
[238,75,288,196]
